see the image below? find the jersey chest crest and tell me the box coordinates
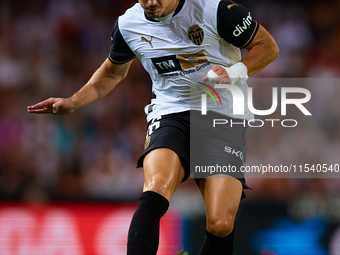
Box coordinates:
[188,25,204,45]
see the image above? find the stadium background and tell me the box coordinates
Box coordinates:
[0,0,340,254]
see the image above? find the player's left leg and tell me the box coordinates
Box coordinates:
[198,175,243,255]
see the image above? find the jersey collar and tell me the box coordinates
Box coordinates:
[144,0,185,23]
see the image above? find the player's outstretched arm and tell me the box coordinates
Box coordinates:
[27,58,133,115]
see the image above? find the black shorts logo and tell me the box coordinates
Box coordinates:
[144,136,151,150]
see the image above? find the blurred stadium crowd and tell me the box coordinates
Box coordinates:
[0,0,339,203]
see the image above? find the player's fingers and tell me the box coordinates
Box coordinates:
[27,107,52,114]
[212,66,226,75]
[27,103,47,110]
[52,99,70,115]
[212,65,222,72]
[27,98,58,114]
[52,102,59,114]
[206,66,230,83]
[27,98,55,110]
[215,76,231,84]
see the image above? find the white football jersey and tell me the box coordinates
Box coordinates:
[109,0,259,121]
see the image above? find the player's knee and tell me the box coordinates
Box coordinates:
[144,178,174,200]
[206,217,234,237]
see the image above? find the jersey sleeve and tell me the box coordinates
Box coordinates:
[109,20,136,64]
[217,0,259,49]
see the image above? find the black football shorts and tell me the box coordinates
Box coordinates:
[137,110,250,198]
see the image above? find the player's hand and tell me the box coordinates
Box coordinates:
[27,97,75,115]
[203,65,231,84]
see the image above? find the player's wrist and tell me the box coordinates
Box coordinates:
[224,62,248,85]
[68,95,80,111]
[206,62,248,85]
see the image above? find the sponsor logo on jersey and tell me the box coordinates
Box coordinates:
[177,50,208,70]
[151,55,182,74]
[188,25,204,45]
[141,36,153,48]
[233,12,252,37]
[151,50,208,74]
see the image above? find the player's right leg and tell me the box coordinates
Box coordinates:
[127,112,190,255]
[127,148,185,255]
[142,147,185,201]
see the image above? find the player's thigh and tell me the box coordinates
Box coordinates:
[199,176,243,235]
[143,148,185,201]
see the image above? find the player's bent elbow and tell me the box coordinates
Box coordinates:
[271,42,280,61]
[262,42,279,67]
[104,58,132,81]
[267,38,280,62]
